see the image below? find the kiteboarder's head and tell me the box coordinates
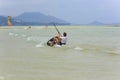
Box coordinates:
[63,32,67,37]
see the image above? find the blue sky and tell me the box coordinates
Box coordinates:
[0,0,120,24]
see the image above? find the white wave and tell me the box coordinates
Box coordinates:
[54,44,61,48]
[0,76,5,80]
[27,37,31,41]
[26,36,42,42]
[24,27,28,30]
[113,48,120,54]
[21,34,27,37]
[8,32,18,37]
[14,34,18,36]
[74,46,83,50]
[27,37,36,41]
[8,32,14,36]
[36,43,43,48]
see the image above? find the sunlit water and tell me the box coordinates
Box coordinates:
[0,26,120,80]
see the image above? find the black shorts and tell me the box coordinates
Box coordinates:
[47,37,55,47]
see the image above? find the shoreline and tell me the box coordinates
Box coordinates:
[0,25,120,29]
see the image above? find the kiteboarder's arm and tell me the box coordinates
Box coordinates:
[58,32,61,38]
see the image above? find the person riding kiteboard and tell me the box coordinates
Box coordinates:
[47,25,67,47]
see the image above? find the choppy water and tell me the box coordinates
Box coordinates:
[0,26,120,80]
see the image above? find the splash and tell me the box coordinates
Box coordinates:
[8,32,18,37]
[36,43,43,48]
[8,32,14,36]
[74,46,83,50]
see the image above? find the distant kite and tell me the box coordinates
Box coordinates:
[7,16,12,27]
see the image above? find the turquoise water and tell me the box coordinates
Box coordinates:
[0,26,120,80]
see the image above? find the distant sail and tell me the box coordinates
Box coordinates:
[7,16,12,27]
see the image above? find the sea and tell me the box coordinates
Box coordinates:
[0,26,120,80]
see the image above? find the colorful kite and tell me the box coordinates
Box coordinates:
[7,16,12,27]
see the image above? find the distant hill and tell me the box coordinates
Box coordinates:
[1,13,120,26]
[13,12,70,25]
[0,12,70,26]
[87,21,120,26]
[87,21,105,25]
[0,16,7,26]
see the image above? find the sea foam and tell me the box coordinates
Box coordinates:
[74,46,83,50]
[36,43,43,48]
